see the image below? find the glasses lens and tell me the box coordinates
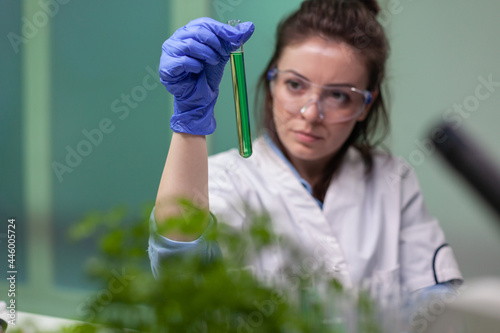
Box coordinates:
[321,86,366,120]
[272,71,367,122]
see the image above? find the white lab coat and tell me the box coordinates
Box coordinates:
[206,135,462,293]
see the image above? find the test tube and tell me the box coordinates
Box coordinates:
[228,20,252,158]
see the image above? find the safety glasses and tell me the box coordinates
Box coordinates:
[268,68,373,123]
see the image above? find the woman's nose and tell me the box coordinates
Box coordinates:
[300,99,324,122]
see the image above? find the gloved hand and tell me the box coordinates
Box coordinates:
[159,17,255,135]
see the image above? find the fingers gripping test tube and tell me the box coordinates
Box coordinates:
[228,20,252,158]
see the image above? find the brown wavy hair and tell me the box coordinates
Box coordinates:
[255,0,390,201]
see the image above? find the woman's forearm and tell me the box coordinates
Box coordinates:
[154,132,209,241]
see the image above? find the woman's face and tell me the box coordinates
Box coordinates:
[271,37,374,164]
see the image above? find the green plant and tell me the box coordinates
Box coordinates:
[11,200,385,332]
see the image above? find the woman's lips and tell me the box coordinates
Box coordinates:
[294,130,321,143]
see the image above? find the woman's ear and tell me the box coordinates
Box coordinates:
[357,89,379,122]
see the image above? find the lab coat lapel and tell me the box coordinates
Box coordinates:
[252,137,354,287]
[252,136,324,217]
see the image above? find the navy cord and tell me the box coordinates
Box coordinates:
[432,243,449,284]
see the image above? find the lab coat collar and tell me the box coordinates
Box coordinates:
[261,134,323,209]
[253,135,366,216]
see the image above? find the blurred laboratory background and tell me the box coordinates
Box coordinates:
[1,0,500,319]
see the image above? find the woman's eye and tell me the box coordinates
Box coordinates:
[329,90,349,102]
[285,80,303,91]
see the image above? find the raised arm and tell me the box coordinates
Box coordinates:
[155,133,209,241]
[154,18,254,241]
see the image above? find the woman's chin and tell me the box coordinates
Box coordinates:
[287,143,330,161]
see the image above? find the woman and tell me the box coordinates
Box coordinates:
[149,0,462,294]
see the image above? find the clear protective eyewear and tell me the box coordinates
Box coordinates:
[267,68,373,123]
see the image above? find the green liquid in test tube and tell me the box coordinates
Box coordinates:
[228,20,252,158]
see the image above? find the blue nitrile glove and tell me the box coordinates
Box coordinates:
[159,17,255,135]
